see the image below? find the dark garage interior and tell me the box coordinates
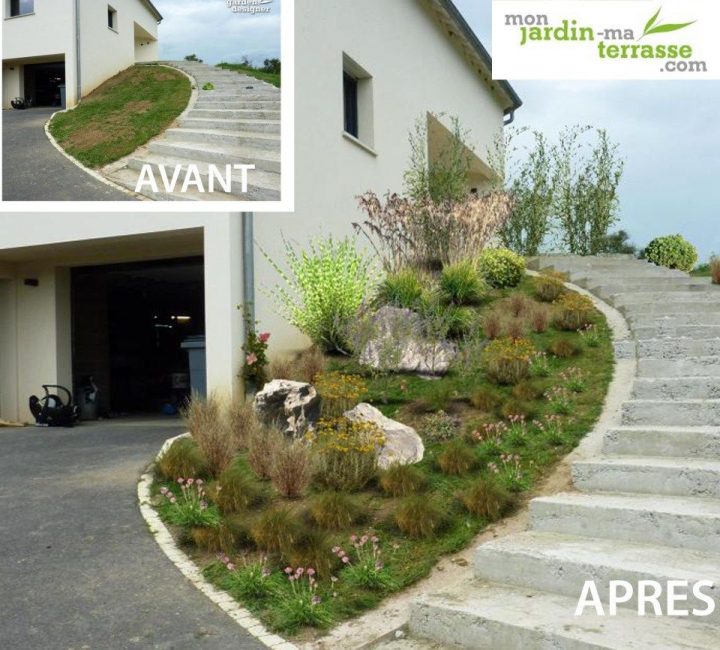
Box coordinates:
[71,257,205,417]
[23,62,65,107]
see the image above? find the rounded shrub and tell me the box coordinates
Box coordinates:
[644,234,698,272]
[459,477,516,520]
[377,269,425,309]
[534,274,565,303]
[446,306,476,339]
[309,492,364,530]
[439,261,486,306]
[477,248,526,288]
[394,495,448,539]
[553,293,595,331]
[379,464,427,497]
[437,440,477,476]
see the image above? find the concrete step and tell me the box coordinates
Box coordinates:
[194,100,281,110]
[637,357,720,378]
[636,338,720,359]
[180,117,281,134]
[164,127,280,151]
[473,531,720,622]
[185,108,280,121]
[628,313,720,330]
[620,302,720,316]
[632,377,720,400]
[588,278,711,294]
[409,582,720,649]
[373,636,448,650]
[104,167,236,202]
[531,491,720,553]
[621,400,720,427]
[612,292,720,308]
[633,325,720,340]
[148,140,280,173]
[573,456,720,497]
[125,155,280,200]
[604,426,720,458]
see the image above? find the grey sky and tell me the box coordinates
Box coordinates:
[153,0,281,66]
[455,0,720,261]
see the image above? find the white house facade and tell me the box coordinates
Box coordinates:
[0,0,521,422]
[2,0,161,109]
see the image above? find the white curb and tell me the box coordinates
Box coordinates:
[137,432,298,650]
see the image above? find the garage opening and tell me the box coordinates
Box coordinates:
[23,61,65,107]
[71,257,205,417]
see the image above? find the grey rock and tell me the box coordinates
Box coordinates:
[345,402,424,469]
[253,379,320,436]
[359,306,457,376]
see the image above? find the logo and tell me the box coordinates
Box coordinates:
[226,0,274,16]
[493,1,718,80]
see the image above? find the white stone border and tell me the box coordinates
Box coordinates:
[137,432,298,650]
[43,64,198,200]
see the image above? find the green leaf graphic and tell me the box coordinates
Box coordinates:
[643,7,662,35]
[645,21,696,36]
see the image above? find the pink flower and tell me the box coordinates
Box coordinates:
[342,556,350,564]
[259,332,271,343]
[311,596,321,606]
[246,353,258,366]
[296,567,304,576]
[227,563,236,571]
[186,478,194,485]
[196,479,203,486]
[177,478,185,484]
[284,567,293,574]
[331,576,338,583]
[307,568,316,577]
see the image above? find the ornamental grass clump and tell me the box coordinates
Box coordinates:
[377,268,425,309]
[437,439,477,476]
[156,438,209,482]
[483,337,535,385]
[394,495,448,539]
[711,258,720,285]
[549,337,581,359]
[270,439,313,499]
[269,346,327,383]
[251,506,302,552]
[379,464,427,497]
[553,293,595,331]
[530,305,550,333]
[215,463,265,514]
[439,260,486,306]
[247,425,283,480]
[459,477,515,521]
[265,236,379,352]
[534,273,565,303]
[477,248,526,288]
[182,394,233,477]
[159,478,221,528]
[314,372,367,418]
[283,527,336,577]
[309,417,385,492]
[309,492,364,530]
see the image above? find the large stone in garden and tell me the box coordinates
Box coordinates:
[253,380,320,436]
[345,403,424,469]
[359,306,457,376]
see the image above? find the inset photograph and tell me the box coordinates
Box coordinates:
[2,0,287,205]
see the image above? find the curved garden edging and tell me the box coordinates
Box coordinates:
[137,433,298,650]
[302,272,638,650]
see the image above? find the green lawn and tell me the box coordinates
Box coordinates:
[216,62,281,88]
[48,65,191,168]
[151,277,614,638]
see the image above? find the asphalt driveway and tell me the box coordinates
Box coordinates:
[2,108,135,201]
[0,419,263,650]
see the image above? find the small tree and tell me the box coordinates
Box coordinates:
[184,54,203,62]
[263,58,281,74]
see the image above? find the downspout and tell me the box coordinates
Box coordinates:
[241,212,255,399]
[74,0,82,104]
[503,108,516,126]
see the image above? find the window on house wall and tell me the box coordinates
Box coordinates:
[342,54,375,150]
[108,5,118,30]
[9,0,34,17]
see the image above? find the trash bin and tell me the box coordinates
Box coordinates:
[58,84,66,110]
[181,335,207,398]
[77,376,99,420]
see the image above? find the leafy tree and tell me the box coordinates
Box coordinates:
[599,230,637,255]
[184,54,203,62]
[263,58,281,74]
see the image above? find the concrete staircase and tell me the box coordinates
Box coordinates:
[403,256,720,649]
[104,61,281,201]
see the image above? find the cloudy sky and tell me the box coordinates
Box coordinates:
[455,0,720,261]
[154,0,281,66]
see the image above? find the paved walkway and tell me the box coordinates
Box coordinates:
[0,418,262,649]
[2,108,135,202]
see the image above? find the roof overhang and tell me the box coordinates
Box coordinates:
[425,0,522,115]
[141,0,163,22]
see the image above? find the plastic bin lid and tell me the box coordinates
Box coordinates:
[181,335,206,349]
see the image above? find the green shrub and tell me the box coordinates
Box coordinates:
[477,248,526,288]
[644,234,698,272]
[549,338,581,359]
[470,388,503,413]
[156,438,209,482]
[459,477,515,520]
[446,305,476,339]
[216,463,265,514]
[394,495,448,538]
[379,464,427,497]
[534,274,565,302]
[221,514,256,549]
[222,558,278,602]
[266,236,379,352]
[437,440,477,476]
[419,410,460,442]
[553,293,595,331]
[439,261,486,305]
[377,269,424,309]
[281,526,336,577]
[309,492,364,530]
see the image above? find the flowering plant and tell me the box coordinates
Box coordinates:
[545,386,573,415]
[488,453,531,492]
[559,367,587,393]
[217,554,275,601]
[533,414,567,445]
[579,324,601,348]
[159,478,220,528]
[275,567,332,631]
[241,311,270,390]
[314,372,367,417]
[483,337,536,385]
[333,533,394,590]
